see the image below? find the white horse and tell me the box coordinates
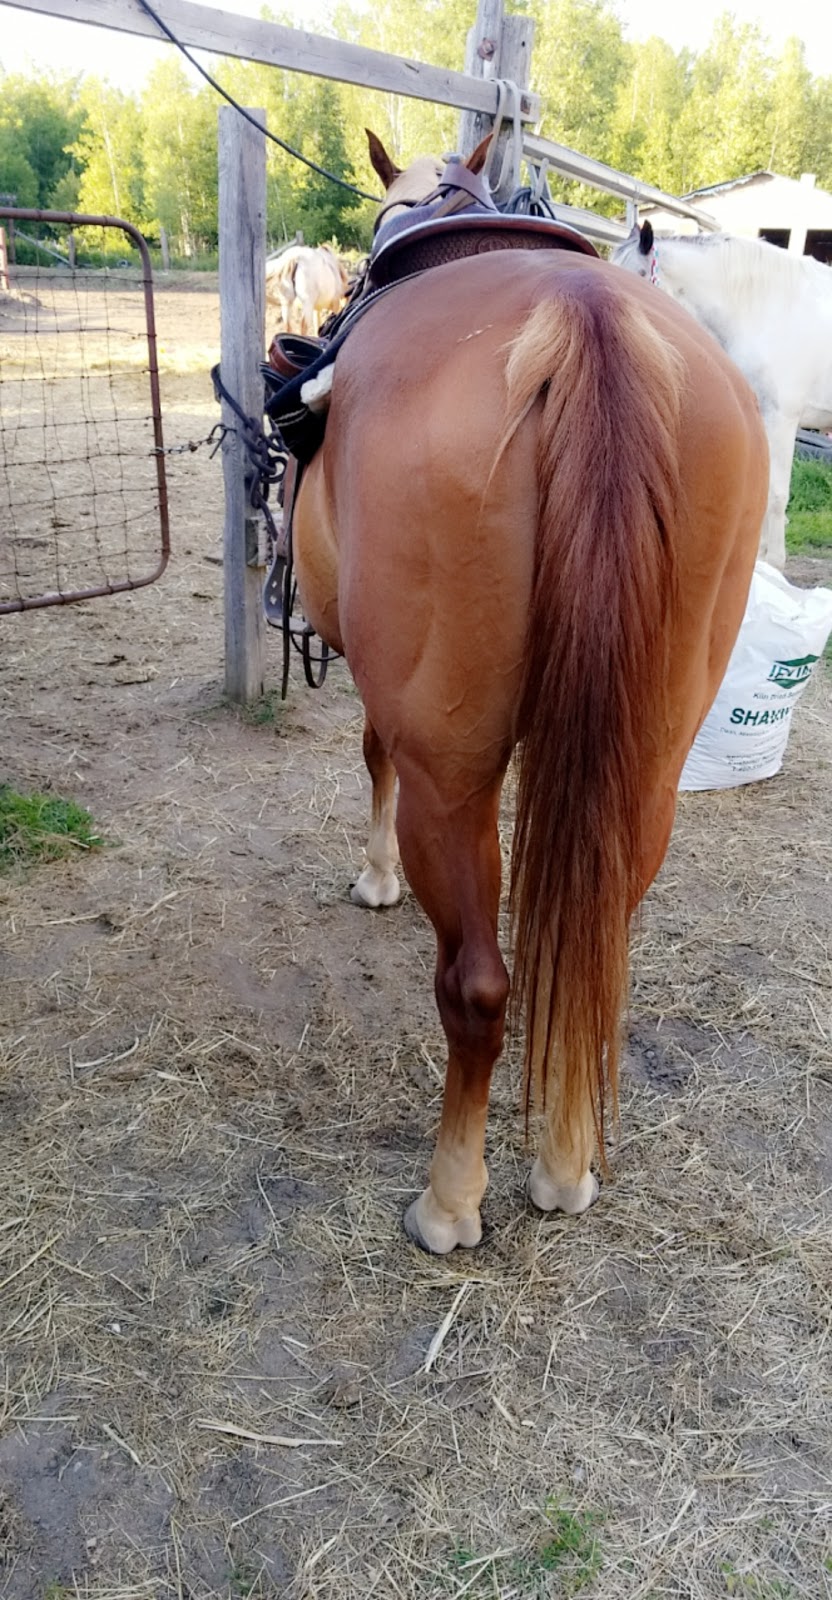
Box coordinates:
[265,244,348,336]
[612,225,832,569]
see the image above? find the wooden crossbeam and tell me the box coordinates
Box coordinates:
[0,0,541,119]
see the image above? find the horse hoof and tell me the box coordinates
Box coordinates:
[527,1160,600,1216]
[350,866,401,908]
[403,1192,482,1254]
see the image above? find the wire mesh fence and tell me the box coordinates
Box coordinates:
[0,210,169,612]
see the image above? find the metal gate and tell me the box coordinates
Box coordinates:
[0,209,170,612]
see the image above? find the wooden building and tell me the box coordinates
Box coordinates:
[642,171,832,261]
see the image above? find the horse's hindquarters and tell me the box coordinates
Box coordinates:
[293,247,768,1251]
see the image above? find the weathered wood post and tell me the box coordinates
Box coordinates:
[218,105,267,704]
[160,226,170,271]
[458,0,534,204]
[0,227,9,294]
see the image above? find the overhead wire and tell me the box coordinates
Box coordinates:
[134,0,380,203]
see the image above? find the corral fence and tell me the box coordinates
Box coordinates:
[0,209,170,612]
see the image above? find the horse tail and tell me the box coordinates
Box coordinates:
[505,276,684,1155]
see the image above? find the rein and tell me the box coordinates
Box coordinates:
[211,362,335,695]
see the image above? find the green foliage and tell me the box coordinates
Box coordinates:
[141,59,218,254]
[70,78,145,224]
[786,455,832,551]
[0,787,102,870]
[530,0,630,161]
[609,38,693,197]
[5,6,832,261]
[0,71,84,207]
[673,19,772,190]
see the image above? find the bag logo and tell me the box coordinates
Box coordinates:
[767,654,818,690]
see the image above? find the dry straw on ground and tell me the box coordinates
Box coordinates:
[1,280,831,1600]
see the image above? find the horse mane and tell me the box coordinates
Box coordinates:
[662,231,831,312]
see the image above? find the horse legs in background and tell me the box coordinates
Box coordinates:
[351,717,401,909]
[395,772,509,1254]
[293,262,320,337]
[760,409,799,570]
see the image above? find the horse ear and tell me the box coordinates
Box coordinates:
[366,130,401,190]
[638,220,654,256]
[465,134,493,176]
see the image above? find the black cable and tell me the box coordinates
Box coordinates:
[135,0,380,202]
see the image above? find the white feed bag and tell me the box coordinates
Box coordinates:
[680,560,832,791]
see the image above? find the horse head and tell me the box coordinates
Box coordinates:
[365,128,493,227]
[612,220,655,276]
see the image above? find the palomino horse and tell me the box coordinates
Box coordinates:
[265,243,348,336]
[612,223,832,570]
[292,135,768,1255]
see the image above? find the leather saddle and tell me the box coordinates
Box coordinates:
[262,159,599,465]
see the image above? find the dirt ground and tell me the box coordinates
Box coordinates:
[1,277,831,1600]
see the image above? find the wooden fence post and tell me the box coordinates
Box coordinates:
[459,0,503,160]
[0,227,9,294]
[160,227,170,271]
[218,104,267,705]
[459,0,534,204]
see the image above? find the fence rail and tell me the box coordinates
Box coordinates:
[1,0,539,120]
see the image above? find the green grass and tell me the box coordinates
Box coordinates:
[721,1562,797,1597]
[786,454,832,552]
[0,786,101,870]
[241,689,285,727]
[447,1500,602,1596]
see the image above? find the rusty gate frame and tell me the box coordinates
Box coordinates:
[0,208,171,612]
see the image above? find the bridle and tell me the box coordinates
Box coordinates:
[373,159,498,241]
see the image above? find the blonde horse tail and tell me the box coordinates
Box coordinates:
[506,276,684,1156]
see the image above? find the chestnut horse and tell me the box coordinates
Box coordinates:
[293,135,768,1254]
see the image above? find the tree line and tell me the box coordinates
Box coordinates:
[2,0,832,262]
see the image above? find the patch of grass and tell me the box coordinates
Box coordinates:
[786,455,832,551]
[0,786,101,870]
[241,689,284,728]
[536,1499,603,1591]
[446,1502,602,1596]
[721,1562,797,1597]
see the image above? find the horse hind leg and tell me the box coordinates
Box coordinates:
[351,717,401,908]
[396,774,509,1254]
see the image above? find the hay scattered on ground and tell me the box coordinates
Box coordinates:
[1,280,831,1599]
